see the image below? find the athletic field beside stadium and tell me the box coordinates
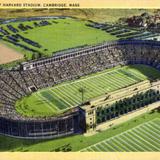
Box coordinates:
[16,64,160,117]
[1,18,117,60]
[80,118,160,152]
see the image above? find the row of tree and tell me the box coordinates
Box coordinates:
[96,89,160,124]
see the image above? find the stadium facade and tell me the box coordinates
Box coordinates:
[1,40,160,139]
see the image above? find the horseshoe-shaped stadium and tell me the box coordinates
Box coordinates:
[1,40,160,139]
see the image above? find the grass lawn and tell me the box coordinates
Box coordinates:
[15,64,160,118]
[1,18,117,59]
[0,110,159,152]
[20,18,117,55]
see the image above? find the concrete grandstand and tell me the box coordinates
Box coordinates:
[0,40,160,139]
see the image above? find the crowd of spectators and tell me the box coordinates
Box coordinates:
[0,40,160,121]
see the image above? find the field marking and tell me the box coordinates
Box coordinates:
[146,124,160,136]
[149,121,160,129]
[103,141,118,151]
[121,69,146,81]
[138,126,160,145]
[35,65,154,112]
[143,124,160,139]
[121,133,145,151]
[48,69,132,108]
[146,125,160,134]
[51,85,89,107]
[50,88,74,107]
[94,145,102,152]
[80,118,160,152]
[110,138,128,151]
[127,131,154,151]
[117,134,138,151]
[131,129,159,151]
[30,93,52,110]
[100,142,113,151]
[117,70,143,82]
[32,93,57,113]
[48,67,146,109]
[42,67,127,90]
[135,127,160,148]
[100,72,133,89]
[124,132,146,151]
[44,90,74,110]
[36,92,60,111]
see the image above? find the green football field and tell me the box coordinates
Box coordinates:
[80,118,160,152]
[1,18,117,59]
[16,64,160,117]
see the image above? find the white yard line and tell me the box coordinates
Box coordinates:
[127,131,154,151]
[91,145,102,152]
[125,132,146,151]
[36,93,59,112]
[116,70,141,83]
[122,133,145,151]
[132,129,159,151]
[149,121,160,129]
[117,134,138,151]
[46,67,139,91]
[99,142,113,151]
[110,138,127,152]
[79,118,160,152]
[39,67,146,111]
[103,141,118,151]
[146,124,160,134]
[142,124,160,138]
[50,68,123,89]
[138,126,160,145]
[136,127,160,148]
[51,88,76,106]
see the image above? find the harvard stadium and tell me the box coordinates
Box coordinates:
[0,39,160,139]
[0,15,159,152]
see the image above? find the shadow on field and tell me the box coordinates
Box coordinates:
[0,133,77,152]
[0,135,42,152]
[124,64,160,81]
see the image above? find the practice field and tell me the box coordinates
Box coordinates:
[0,18,117,60]
[80,118,160,152]
[16,64,160,117]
